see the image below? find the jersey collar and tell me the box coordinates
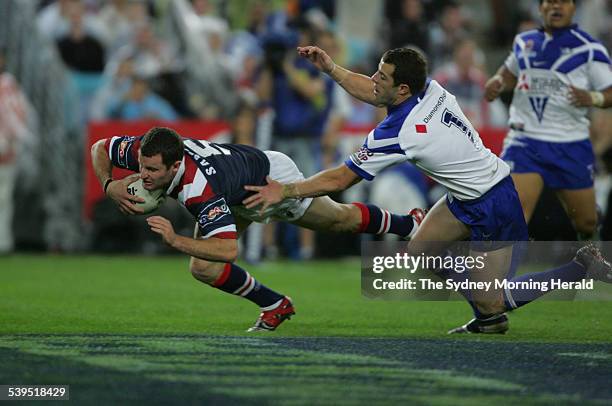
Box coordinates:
[166,157,185,196]
[388,78,431,115]
[538,23,578,37]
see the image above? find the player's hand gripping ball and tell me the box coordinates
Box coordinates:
[127,178,165,214]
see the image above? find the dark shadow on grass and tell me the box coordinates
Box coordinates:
[271,337,612,401]
[0,347,266,405]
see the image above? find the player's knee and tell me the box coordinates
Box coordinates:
[574,217,597,236]
[332,204,361,233]
[190,259,224,285]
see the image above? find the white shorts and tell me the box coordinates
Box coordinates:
[231,151,314,223]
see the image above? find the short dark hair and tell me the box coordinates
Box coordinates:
[382,48,428,94]
[140,127,184,167]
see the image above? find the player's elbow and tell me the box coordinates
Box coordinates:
[91,139,106,156]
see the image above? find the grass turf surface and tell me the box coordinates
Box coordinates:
[1,255,611,404]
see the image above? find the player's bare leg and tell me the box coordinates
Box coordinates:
[189,217,295,332]
[556,187,598,239]
[292,196,423,239]
[408,196,471,256]
[511,172,544,223]
[291,196,362,233]
[469,246,514,316]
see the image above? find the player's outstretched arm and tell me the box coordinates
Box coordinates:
[147,216,238,262]
[297,46,378,105]
[243,165,361,214]
[484,65,517,102]
[91,139,145,215]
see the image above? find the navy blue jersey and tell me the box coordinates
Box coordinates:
[106,136,270,239]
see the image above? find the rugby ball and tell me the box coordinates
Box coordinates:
[126,178,165,214]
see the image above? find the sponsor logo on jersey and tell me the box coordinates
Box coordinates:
[197,197,230,227]
[351,146,373,165]
[517,74,530,91]
[422,91,447,123]
[119,141,128,158]
[530,77,564,94]
[415,124,427,134]
[207,204,230,220]
[115,136,136,167]
[529,96,549,123]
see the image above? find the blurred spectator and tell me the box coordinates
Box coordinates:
[187,16,237,119]
[387,0,430,53]
[516,13,539,34]
[56,1,106,73]
[98,0,151,55]
[90,56,135,120]
[0,49,35,254]
[105,75,179,121]
[111,22,180,80]
[316,29,352,169]
[245,0,270,36]
[428,1,469,69]
[226,31,263,107]
[433,39,507,128]
[38,0,107,43]
[231,100,257,146]
[108,22,190,116]
[256,21,335,260]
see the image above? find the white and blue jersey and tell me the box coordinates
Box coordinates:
[345,80,509,201]
[344,80,527,242]
[504,24,611,141]
[502,24,611,188]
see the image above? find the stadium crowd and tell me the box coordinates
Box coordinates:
[1,0,611,257]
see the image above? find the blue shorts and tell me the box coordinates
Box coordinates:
[447,176,528,250]
[501,135,594,189]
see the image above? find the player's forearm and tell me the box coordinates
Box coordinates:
[328,65,377,105]
[593,87,612,108]
[91,139,113,188]
[493,65,517,91]
[170,234,238,263]
[282,166,353,199]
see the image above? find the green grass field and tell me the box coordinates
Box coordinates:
[1,255,611,404]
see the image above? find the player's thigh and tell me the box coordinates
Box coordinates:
[408,196,470,255]
[290,196,360,233]
[510,172,544,222]
[556,187,597,229]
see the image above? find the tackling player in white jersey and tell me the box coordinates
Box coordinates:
[244,46,612,334]
[485,0,612,239]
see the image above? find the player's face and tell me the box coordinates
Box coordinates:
[371,60,411,107]
[540,0,575,30]
[371,60,399,106]
[138,152,179,191]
